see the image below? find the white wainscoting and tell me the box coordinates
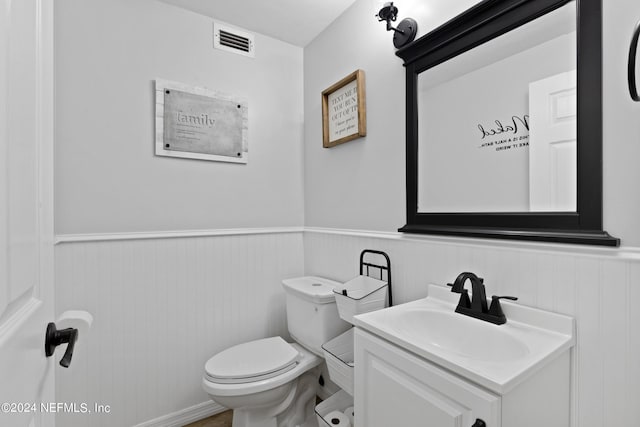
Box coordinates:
[55,229,304,427]
[304,228,640,427]
[55,227,640,427]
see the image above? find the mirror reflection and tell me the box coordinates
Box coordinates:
[418,2,576,213]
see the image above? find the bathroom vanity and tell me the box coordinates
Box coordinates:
[353,285,575,427]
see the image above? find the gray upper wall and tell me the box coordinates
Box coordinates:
[303,0,484,232]
[54,0,304,235]
[54,0,640,246]
[304,0,640,246]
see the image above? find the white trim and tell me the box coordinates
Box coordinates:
[133,401,226,427]
[0,298,41,343]
[55,227,304,244]
[303,227,640,260]
[54,226,640,260]
[37,1,56,425]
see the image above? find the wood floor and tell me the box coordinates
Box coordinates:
[185,396,323,426]
[184,410,233,427]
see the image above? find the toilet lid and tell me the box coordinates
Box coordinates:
[205,337,300,384]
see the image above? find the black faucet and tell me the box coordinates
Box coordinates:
[447,272,517,325]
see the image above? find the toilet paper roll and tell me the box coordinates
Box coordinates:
[57,310,94,338]
[343,406,355,425]
[324,410,351,427]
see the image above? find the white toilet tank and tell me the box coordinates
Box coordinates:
[282,276,351,356]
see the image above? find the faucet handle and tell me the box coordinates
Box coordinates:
[488,295,518,324]
[493,295,518,302]
[457,289,471,309]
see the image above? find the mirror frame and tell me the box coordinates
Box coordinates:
[396,0,619,246]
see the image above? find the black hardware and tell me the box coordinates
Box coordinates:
[376,2,398,24]
[45,322,79,368]
[487,296,519,324]
[457,289,471,309]
[630,20,640,102]
[360,249,392,307]
[396,0,619,247]
[451,273,516,325]
[448,272,483,309]
[448,272,483,293]
[392,18,418,49]
[376,2,417,48]
[472,419,486,427]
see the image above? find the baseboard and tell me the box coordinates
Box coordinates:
[132,401,226,427]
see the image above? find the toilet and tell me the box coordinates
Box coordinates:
[202,276,351,427]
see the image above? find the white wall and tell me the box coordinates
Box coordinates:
[303,0,640,246]
[55,0,304,235]
[304,230,640,427]
[602,0,640,245]
[303,0,640,426]
[303,0,482,232]
[55,231,304,426]
[51,0,640,426]
[54,1,306,426]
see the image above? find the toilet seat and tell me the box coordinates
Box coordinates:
[203,342,321,397]
[205,337,301,384]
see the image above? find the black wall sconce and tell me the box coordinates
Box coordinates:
[376,2,417,49]
[630,19,640,101]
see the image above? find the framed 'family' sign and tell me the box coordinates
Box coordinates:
[321,70,366,148]
[155,79,248,163]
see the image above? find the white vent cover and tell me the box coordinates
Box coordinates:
[213,22,255,58]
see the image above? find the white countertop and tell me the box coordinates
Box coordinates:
[353,284,575,394]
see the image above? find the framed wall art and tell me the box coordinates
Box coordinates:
[155,79,248,163]
[321,70,366,148]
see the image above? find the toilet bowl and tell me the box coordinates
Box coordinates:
[202,339,321,427]
[202,276,351,427]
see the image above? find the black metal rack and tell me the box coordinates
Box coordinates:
[359,249,392,307]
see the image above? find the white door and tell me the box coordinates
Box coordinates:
[0,0,55,426]
[528,70,577,212]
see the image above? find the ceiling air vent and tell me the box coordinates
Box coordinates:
[213,22,255,58]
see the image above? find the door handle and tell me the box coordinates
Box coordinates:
[629,20,640,101]
[45,322,78,368]
[472,419,486,427]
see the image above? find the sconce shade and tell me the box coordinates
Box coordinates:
[377,2,398,22]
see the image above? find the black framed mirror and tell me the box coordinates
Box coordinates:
[397,0,619,246]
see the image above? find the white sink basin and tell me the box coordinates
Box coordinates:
[392,309,530,362]
[353,284,575,394]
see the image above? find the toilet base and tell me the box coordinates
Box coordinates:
[230,371,319,427]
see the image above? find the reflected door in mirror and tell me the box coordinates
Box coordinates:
[417,2,576,213]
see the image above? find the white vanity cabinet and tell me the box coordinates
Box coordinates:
[354,328,571,427]
[355,328,499,427]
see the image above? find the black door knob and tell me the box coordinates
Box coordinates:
[45,322,78,368]
[472,419,486,427]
